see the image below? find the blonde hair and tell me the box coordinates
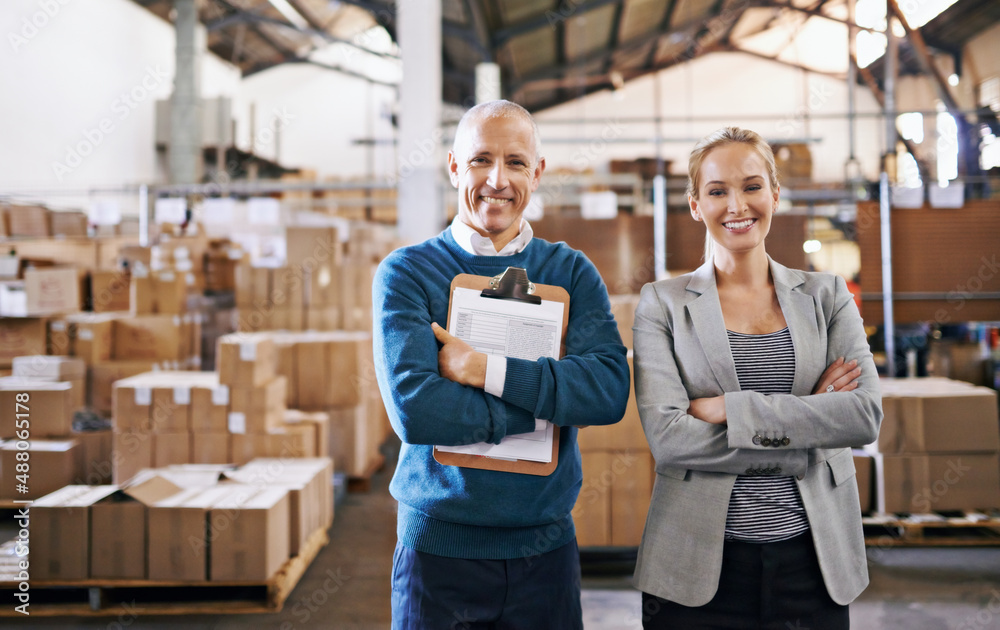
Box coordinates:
[686,127,780,260]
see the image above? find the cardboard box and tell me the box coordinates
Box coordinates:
[191,384,229,434]
[879,453,1000,513]
[235,263,254,307]
[227,459,331,556]
[609,451,653,546]
[0,439,83,500]
[217,333,277,387]
[130,268,156,314]
[89,360,159,415]
[251,266,271,304]
[90,269,131,312]
[12,354,85,409]
[327,403,379,477]
[24,266,83,315]
[153,270,188,315]
[112,374,155,432]
[229,376,286,434]
[112,429,154,485]
[154,431,192,467]
[32,485,118,580]
[72,428,113,485]
[286,226,341,268]
[608,294,640,349]
[0,378,74,438]
[68,312,124,364]
[578,352,645,452]
[210,486,290,581]
[47,318,71,356]
[192,432,231,464]
[0,317,47,368]
[7,205,50,237]
[51,211,89,237]
[271,266,306,311]
[147,486,224,581]
[879,386,1000,454]
[151,380,192,432]
[284,410,330,458]
[90,475,183,579]
[854,450,873,514]
[113,315,183,362]
[573,451,612,546]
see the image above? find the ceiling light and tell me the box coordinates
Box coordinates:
[803,239,822,254]
[948,74,959,86]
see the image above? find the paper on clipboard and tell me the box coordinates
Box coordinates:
[434,287,564,463]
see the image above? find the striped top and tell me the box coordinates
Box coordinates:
[724,327,810,543]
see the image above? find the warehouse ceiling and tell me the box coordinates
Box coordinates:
[131,0,999,113]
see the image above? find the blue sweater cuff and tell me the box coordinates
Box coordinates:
[501,357,542,415]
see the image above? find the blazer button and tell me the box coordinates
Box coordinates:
[761,437,772,446]
[774,466,782,474]
[745,468,755,475]
[771,440,781,448]
[781,437,791,446]
[752,435,762,445]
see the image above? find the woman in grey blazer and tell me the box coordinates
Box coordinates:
[633,127,882,629]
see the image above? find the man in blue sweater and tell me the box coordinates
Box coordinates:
[373,100,630,629]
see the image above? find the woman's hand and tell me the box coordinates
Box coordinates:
[689,396,727,425]
[431,322,487,389]
[813,357,861,395]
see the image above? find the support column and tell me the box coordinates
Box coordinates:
[169,0,202,185]
[880,8,899,378]
[396,1,442,244]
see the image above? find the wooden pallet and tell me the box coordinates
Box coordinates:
[863,510,1000,547]
[0,527,329,616]
[347,453,386,493]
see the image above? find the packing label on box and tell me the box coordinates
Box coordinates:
[173,387,190,405]
[135,387,151,406]
[228,412,246,434]
[212,385,229,406]
[78,328,93,340]
[240,342,257,361]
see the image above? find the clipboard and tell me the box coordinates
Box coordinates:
[433,267,570,476]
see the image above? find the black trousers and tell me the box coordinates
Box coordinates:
[642,533,849,630]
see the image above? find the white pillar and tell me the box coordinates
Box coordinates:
[396,1,442,244]
[475,63,501,104]
[169,0,202,185]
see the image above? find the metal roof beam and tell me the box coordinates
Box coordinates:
[462,0,495,62]
[207,0,399,59]
[493,0,621,46]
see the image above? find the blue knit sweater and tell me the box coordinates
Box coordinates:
[373,228,630,559]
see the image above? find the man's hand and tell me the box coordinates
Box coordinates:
[431,322,487,389]
[689,396,727,425]
[812,357,861,395]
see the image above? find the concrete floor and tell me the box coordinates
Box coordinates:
[8,446,1000,629]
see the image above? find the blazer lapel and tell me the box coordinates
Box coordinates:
[770,259,822,396]
[686,261,741,393]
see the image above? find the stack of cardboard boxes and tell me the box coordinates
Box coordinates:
[233,225,378,333]
[0,356,113,496]
[31,457,332,582]
[110,333,330,484]
[859,377,1000,514]
[573,352,654,547]
[272,331,389,478]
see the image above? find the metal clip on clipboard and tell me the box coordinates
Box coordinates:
[480,267,542,305]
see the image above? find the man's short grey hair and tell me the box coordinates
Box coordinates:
[452,100,543,164]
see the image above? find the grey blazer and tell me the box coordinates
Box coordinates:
[632,257,882,607]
